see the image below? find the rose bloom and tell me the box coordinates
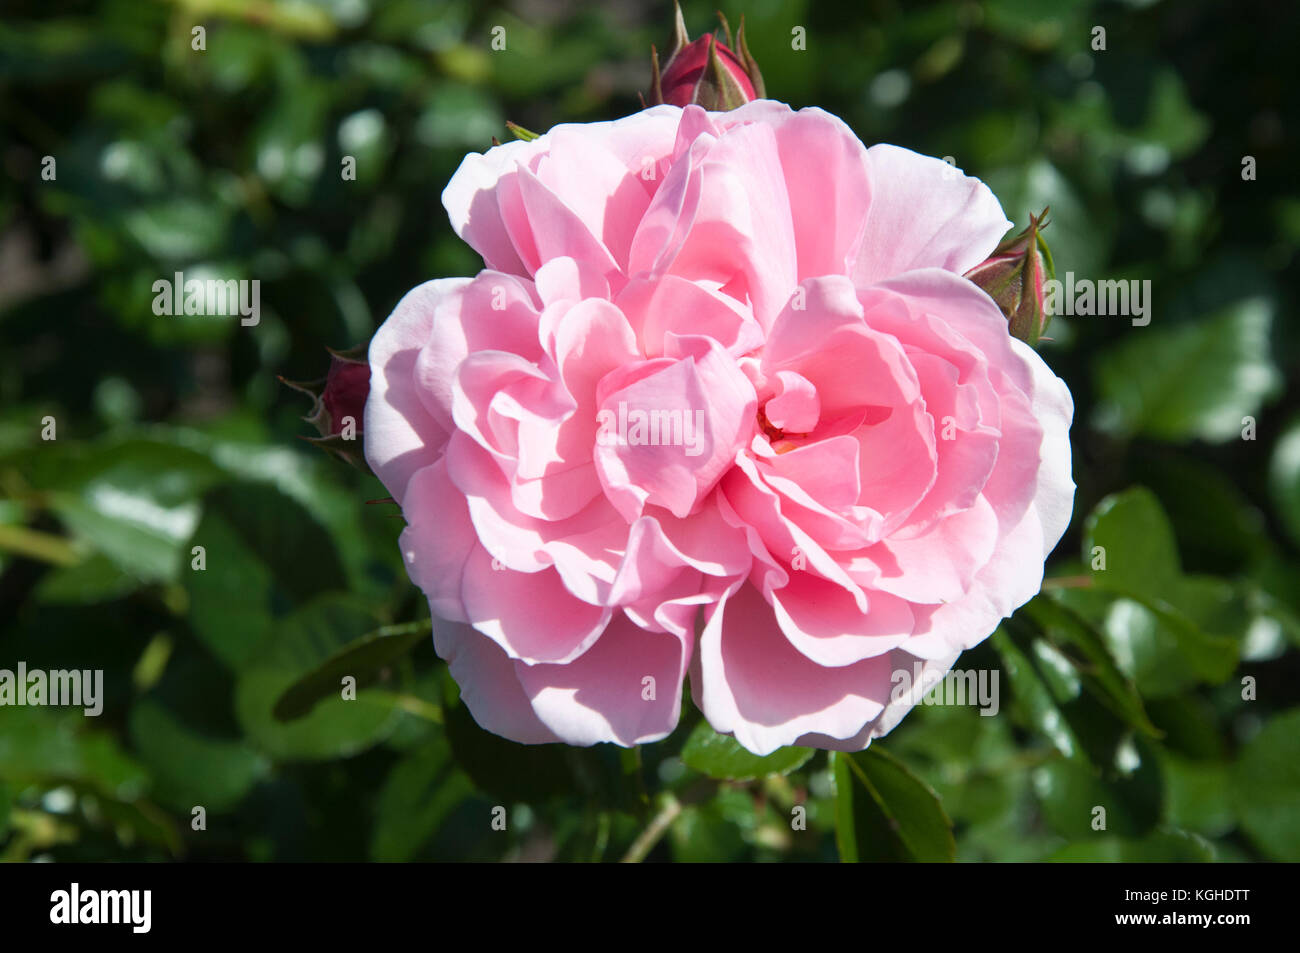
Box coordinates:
[365,101,1074,755]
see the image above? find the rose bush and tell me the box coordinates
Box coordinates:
[365,100,1074,755]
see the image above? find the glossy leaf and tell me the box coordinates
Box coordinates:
[273,619,432,722]
[680,722,813,781]
[1231,708,1300,861]
[234,596,400,761]
[832,748,955,862]
[1093,298,1281,443]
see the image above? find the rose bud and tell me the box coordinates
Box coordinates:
[281,344,371,469]
[964,207,1055,346]
[649,2,764,110]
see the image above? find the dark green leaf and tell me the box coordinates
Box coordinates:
[1083,486,1181,596]
[1269,416,1300,549]
[1081,489,1239,689]
[992,627,1087,760]
[234,595,400,761]
[371,737,474,862]
[832,747,955,862]
[1048,827,1214,862]
[1093,298,1281,443]
[128,700,268,812]
[1026,596,1160,737]
[273,618,431,722]
[1231,708,1300,861]
[1033,737,1163,839]
[40,438,225,583]
[680,721,813,781]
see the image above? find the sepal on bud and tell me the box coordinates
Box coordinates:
[964,208,1055,346]
[648,2,764,110]
[281,344,372,471]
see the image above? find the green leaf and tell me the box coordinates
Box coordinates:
[0,706,148,796]
[671,800,749,863]
[1129,452,1272,572]
[680,722,813,782]
[1033,737,1163,840]
[992,627,1087,760]
[1144,695,1225,760]
[234,595,400,761]
[1025,596,1160,738]
[174,428,387,599]
[128,700,268,813]
[1093,298,1281,443]
[883,703,1022,830]
[1081,489,1239,689]
[183,509,274,670]
[86,792,182,856]
[1083,486,1181,595]
[1231,708,1300,861]
[1268,415,1300,549]
[370,737,474,862]
[185,483,349,671]
[982,0,1090,49]
[832,748,955,862]
[34,553,139,605]
[122,199,231,260]
[1161,753,1234,838]
[1048,827,1214,862]
[40,438,225,584]
[273,618,432,722]
[1101,596,1237,695]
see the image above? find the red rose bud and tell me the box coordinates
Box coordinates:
[280,344,372,470]
[649,3,764,110]
[964,208,1056,346]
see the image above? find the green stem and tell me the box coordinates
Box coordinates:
[619,793,681,863]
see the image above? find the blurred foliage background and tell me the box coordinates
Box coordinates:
[2,0,1298,863]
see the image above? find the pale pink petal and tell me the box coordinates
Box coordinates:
[768,571,915,666]
[794,650,961,749]
[693,581,897,755]
[432,618,562,744]
[593,339,756,520]
[764,370,820,433]
[662,119,799,330]
[460,544,612,665]
[850,144,1011,285]
[441,105,681,275]
[516,611,690,747]
[724,102,874,280]
[397,462,475,622]
[365,277,471,504]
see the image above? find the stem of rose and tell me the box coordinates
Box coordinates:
[619,793,682,863]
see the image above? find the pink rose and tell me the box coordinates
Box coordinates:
[365,101,1074,754]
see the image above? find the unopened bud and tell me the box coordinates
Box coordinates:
[648,3,765,111]
[964,208,1055,345]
